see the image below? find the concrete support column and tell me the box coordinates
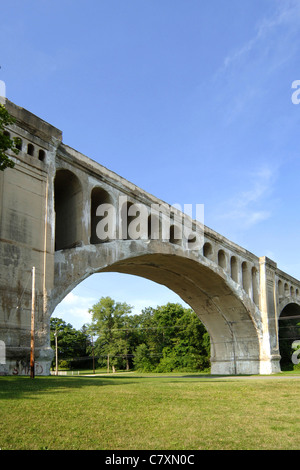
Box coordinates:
[259,256,281,374]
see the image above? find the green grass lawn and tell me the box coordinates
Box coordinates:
[1,373,300,450]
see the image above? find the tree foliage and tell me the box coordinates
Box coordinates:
[146,303,210,372]
[0,104,21,171]
[50,298,211,373]
[88,296,135,371]
[88,298,210,373]
[50,317,89,369]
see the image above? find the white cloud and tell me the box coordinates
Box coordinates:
[222,1,300,73]
[217,164,277,230]
[236,166,275,207]
[53,290,189,329]
[213,1,300,125]
[53,292,97,328]
[61,292,79,305]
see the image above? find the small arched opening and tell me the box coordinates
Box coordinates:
[148,212,160,241]
[278,280,284,297]
[38,149,46,162]
[251,267,259,305]
[242,261,251,295]
[16,138,22,151]
[90,187,113,244]
[218,250,226,270]
[120,200,149,240]
[230,256,238,283]
[169,224,182,246]
[203,242,213,260]
[27,143,34,156]
[54,169,83,251]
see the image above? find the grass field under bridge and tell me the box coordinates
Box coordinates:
[1,372,300,450]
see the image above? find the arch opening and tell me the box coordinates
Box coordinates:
[251,267,259,305]
[203,242,213,259]
[16,138,22,151]
[27,143,34,156]
[90,187,113,244]
[242,261,251,295]
[218,250,226,269]
[54,169,83,251]
[279,302,300,370]
[148,213,160,240]
[169,224,182,245]
[230,256,238,283]
[52,244,261,375]
[38,149,46,161]
[51,271,210,373]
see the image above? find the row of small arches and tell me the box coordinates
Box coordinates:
[203,241,300,303]
[54,170,199,251]
[91,187,199,246]
[203,242,259,304]
[54,169,272,307]
[58,170,300,309]
[53,168,259,306]
[278,280,299,299]
[3,131,46,162]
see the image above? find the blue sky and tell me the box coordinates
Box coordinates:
[1,0,300,328]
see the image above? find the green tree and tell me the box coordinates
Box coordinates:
[88,296,134,371]
[153,303,210,372]
[50,317,89,369]
[133,343,155,372]
[86,298,210,373]
[132,303,210,372]
[131,306,163,369]
[0,104,21,170]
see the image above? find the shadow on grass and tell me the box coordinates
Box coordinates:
[0,373,234,400]
[0,375,140,400]
[2,372,297,400]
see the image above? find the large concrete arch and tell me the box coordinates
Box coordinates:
[278,298,300,316]
[52,240,263,375]
[54,168,83,250]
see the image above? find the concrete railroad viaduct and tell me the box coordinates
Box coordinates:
[0,98,300,376]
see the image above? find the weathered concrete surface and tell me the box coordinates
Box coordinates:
[1,98,300,375]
